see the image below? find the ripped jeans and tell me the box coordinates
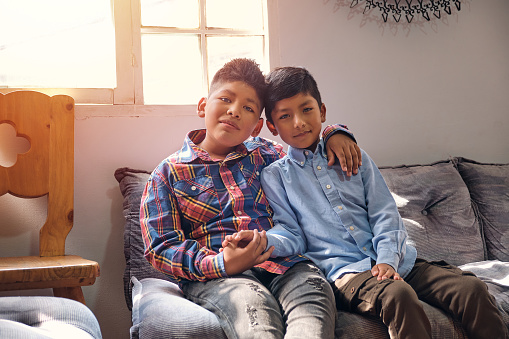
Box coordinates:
[182,261,336,339]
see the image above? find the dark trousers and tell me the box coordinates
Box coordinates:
[332,259,508,339]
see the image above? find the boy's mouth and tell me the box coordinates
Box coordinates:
[220,119,240,130]
[294,130,310,138]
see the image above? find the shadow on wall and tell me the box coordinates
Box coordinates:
[0,123,47,256]
[324,0,471,35]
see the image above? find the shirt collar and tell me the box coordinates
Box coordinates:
[180,129,264,163]
[287,139,326,167]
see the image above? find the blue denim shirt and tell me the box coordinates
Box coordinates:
[263,139,417,282]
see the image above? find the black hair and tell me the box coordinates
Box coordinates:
[209,58,267,113]
[264,66,322,124]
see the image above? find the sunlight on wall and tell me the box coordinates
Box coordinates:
[0,123,31,167]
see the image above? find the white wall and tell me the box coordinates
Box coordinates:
[274,0,509,166]
[1,1,508,338]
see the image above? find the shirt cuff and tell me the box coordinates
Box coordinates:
[322,124,356,144]
[376,249,400,273]
[201,252,228,279]
[266,234,277,256]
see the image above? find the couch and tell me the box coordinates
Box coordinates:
[115,157,509,338]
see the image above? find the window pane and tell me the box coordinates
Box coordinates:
[206,0,263,30]
[141,0,199,28]
[207,35,265,85]
[0,0,115,88]
[142,34,203,104]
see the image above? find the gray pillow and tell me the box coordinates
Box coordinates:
[114,167,173,310]
[453,157,509,261]
[379,160,485,266]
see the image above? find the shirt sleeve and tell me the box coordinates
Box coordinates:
[140,167,227,283]
[261,166,308,257]
[322,124,356,144]
[360,151,409,272]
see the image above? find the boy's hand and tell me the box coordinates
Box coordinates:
[222,229,275,276]
[221,230,256,250]
[326,133,362,176]
[371,263,403,281]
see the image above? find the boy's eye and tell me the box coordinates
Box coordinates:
[220,97,231,103]
[244,106,254,113]
[303,107,313,113]
[279,114,289,120]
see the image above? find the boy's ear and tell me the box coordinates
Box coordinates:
[197,97,207,118]
[251,118,264,137]
[320,103,327,123]
[266,120,279,136]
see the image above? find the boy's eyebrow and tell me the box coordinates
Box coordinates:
[273,99,314,114]
[218,88,260,111]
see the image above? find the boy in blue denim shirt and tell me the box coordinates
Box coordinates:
[224,66,507,339]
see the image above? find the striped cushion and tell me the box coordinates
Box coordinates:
[380,160,485,266]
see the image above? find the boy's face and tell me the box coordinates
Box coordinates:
[266,92,326,151]
[197,81,263,158]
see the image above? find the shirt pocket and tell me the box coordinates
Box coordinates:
[240,164,270,213]
[173,175,221,224]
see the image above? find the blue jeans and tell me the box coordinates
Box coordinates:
[182,261,336,339]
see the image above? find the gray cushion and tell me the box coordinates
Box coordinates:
[0,296,102,339]
[114,167,173,310]
[130,278,226,339]
[453,157,509,261]
[379,160,485,266]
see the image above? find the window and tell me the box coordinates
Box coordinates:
[0,0,273,109]
[0,0,120,104]
[139,0,268,105]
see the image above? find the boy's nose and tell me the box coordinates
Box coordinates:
[293,116,305,128]
[227,106,240,118]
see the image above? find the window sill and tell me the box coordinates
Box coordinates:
[75,104,196,119]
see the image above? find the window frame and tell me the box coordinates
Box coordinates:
[0,0,280,117]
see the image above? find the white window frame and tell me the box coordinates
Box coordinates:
[0,0,280,117]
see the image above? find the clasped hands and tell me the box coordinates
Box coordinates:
[220,230,274,276]
[221,230,404,281]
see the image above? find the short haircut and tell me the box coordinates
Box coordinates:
[209,58,267,113]
[265,66,322,124]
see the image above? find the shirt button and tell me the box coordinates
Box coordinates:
[317,166,322,170]
[363,247,367,251]
[230,185,234,190]
[191,186,196,191]
[326,184,331,189]
[300,162,304,165]
[305,151,309,156]
[237,211,242,215]
[338,206,343,210]
[349,226,355,231]
[256,171,260,176]
[350,287,355,293]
